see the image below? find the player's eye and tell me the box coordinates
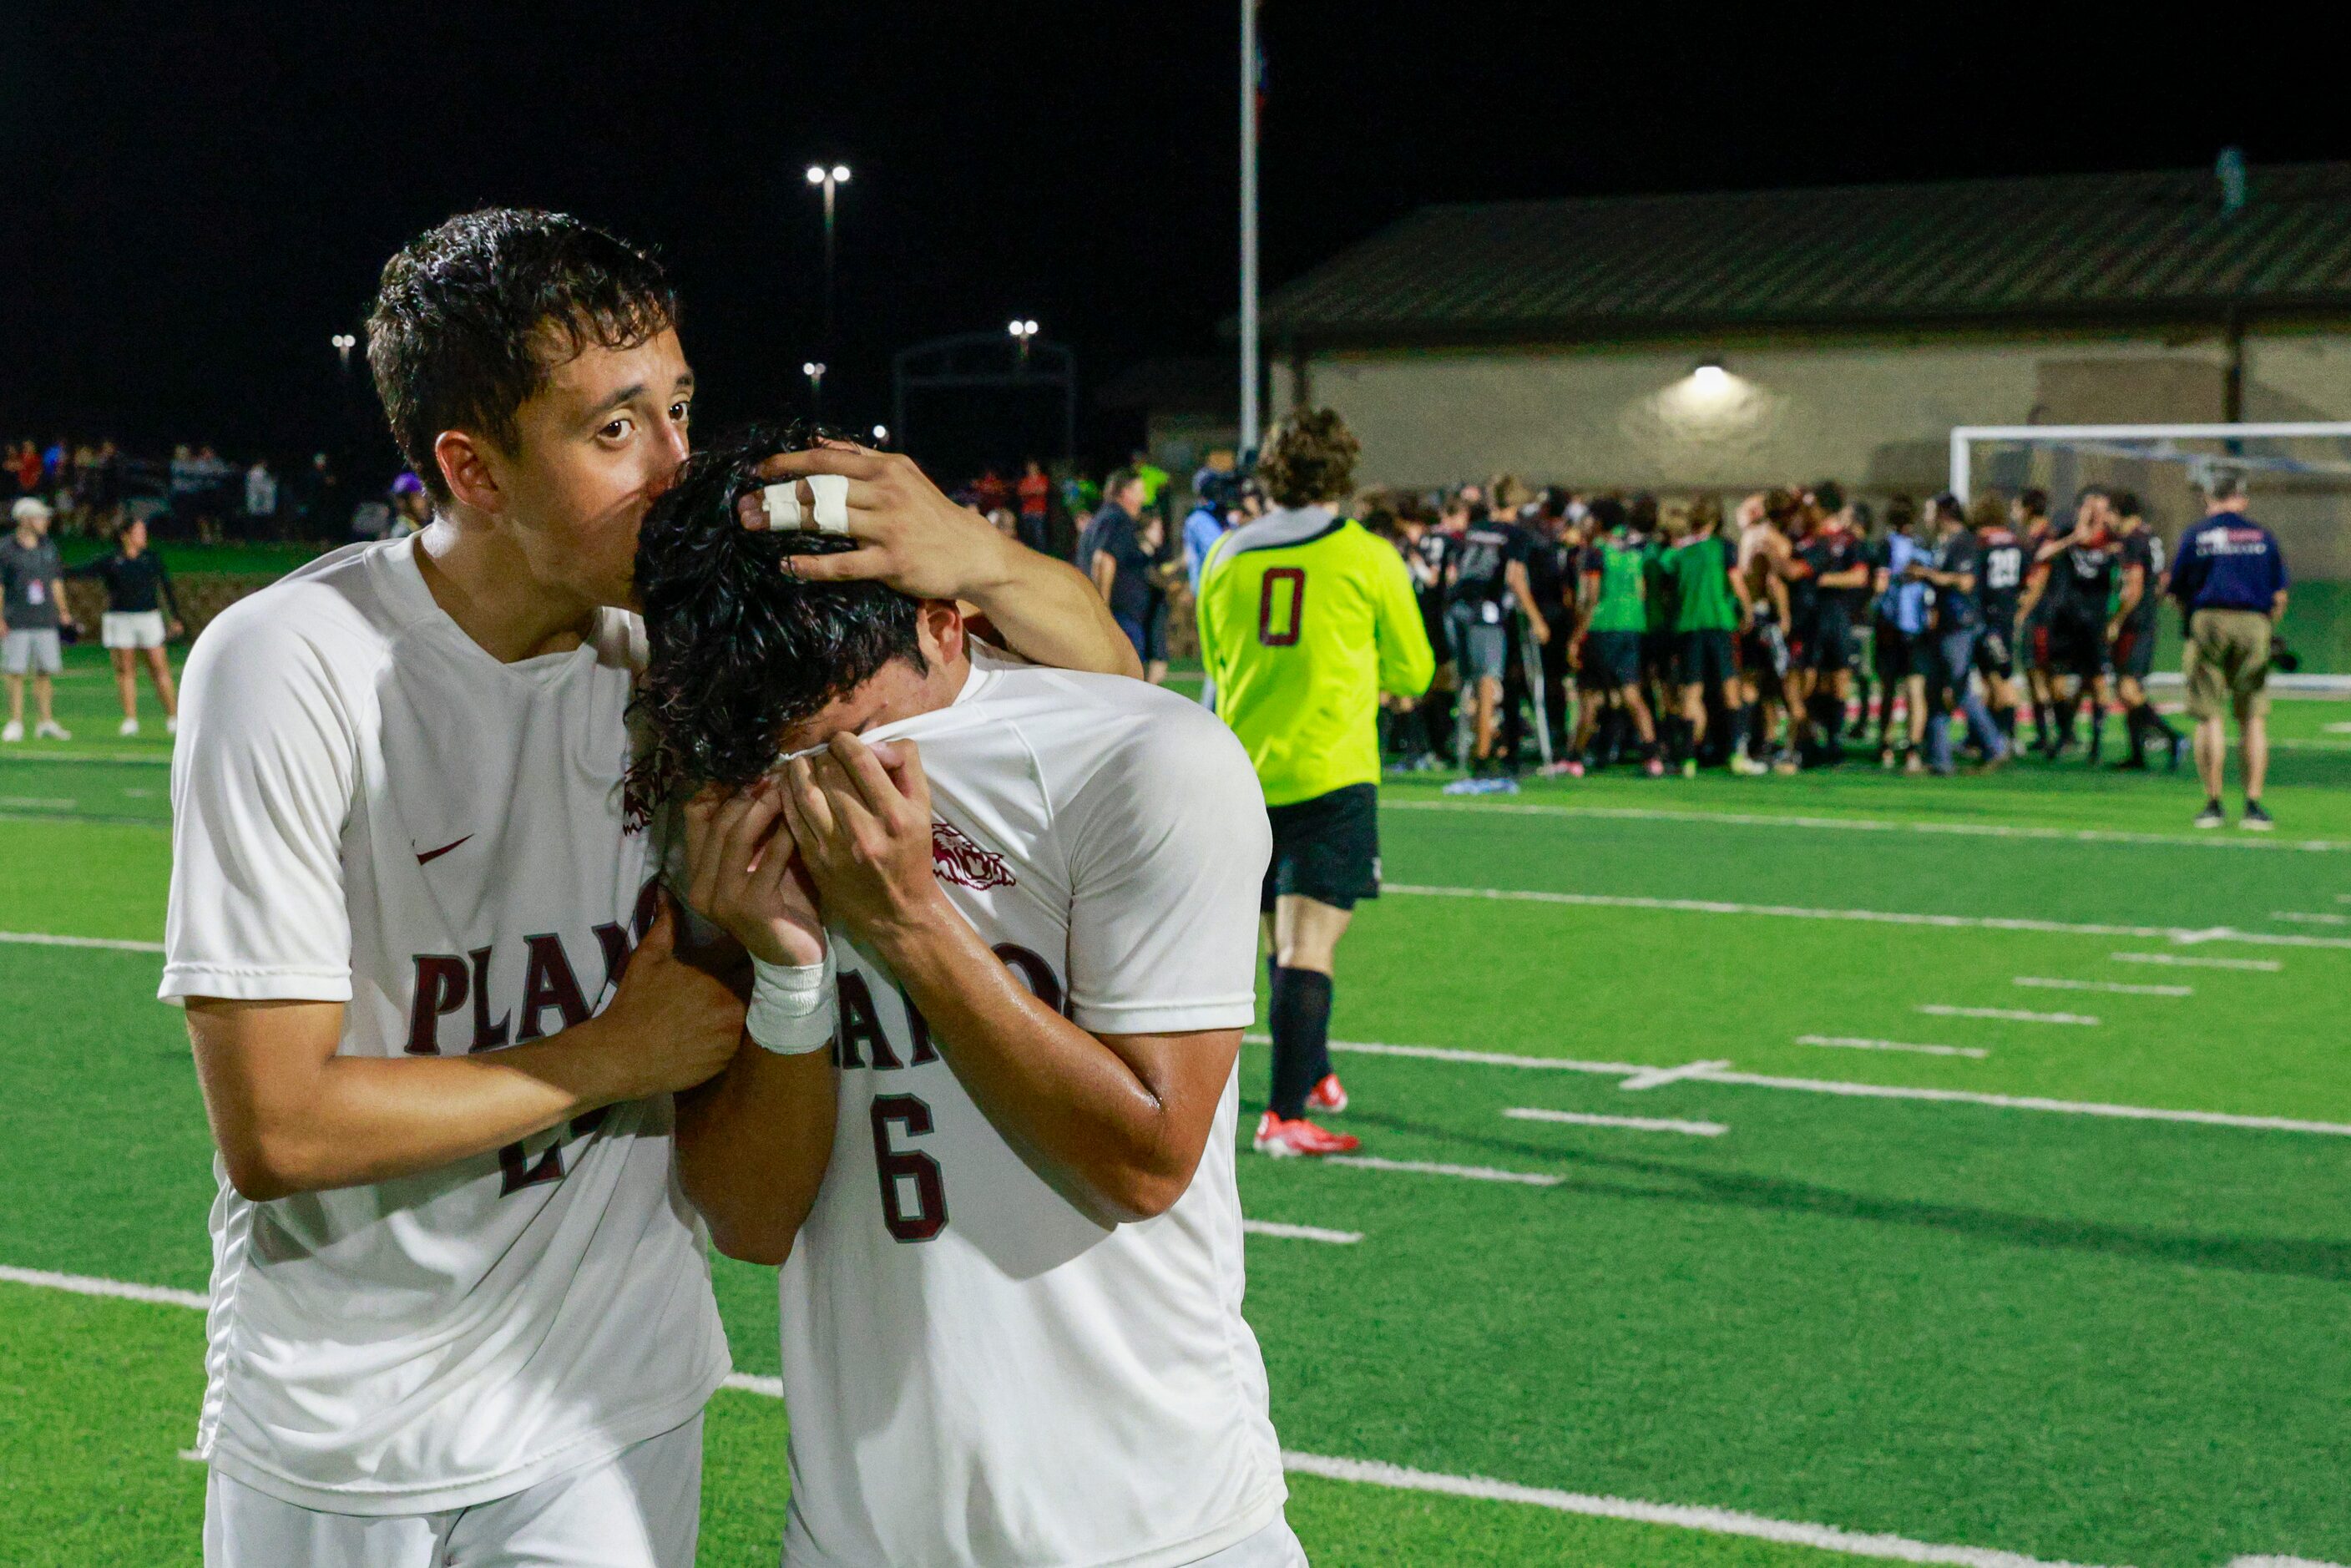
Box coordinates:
[670,401,691,425]
[599,417,635,442]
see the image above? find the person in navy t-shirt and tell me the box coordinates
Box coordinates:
[2167,468,2289,830]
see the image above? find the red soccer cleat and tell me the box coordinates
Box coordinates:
[1253,1111,1361,1157]
[1305,1073,1349,1115]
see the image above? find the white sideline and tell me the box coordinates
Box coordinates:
[1242,1219,1364,1244]
[1504,1108,1727,1137]
[5,1264,2323,1568]
[2014,976,2191,997]
[0,929,166,953]
[2110,952,2280,972]
[1799,1036,1989,1060]
[1282,1451,2121,1568]
[1382,884,2351,951]
[0,1264,206,1310]
[1917,1005,2099,1026]
[1693,1070,2351,1137]
[1326,1155,1562,1186]
[1381,797,2351,855]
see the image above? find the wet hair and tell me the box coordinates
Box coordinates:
[367,208,679,502]
[625,426,923,821]
[1256,407,1360,508]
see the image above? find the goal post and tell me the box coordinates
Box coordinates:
[1949,422,2351,503]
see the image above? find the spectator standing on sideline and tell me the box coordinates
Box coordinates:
[1084,469,1155,660]
[13,441,43,495]
[1196,408,1433,1158]
[68,515,184,735]
[2168,468,2289,830]
[245,459,279,529]
[1014,458,1051,553]
[0,496,75,741]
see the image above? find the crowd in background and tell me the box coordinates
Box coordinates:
[4,434,427,545]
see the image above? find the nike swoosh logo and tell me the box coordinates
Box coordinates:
[416,835,472,866]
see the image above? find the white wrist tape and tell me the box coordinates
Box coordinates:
[746,948,837,1055]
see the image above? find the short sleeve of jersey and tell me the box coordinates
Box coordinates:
[161,608,359,1004]
[1058,705,1270,1035]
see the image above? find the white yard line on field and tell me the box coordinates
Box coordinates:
[2110,952,2280,972]
[0,1264,2322,1568]
[1380,797,2351,854]
[2013,976,2191,997]
[1917,1005,2099,1026]
[1241,1219,1365,1244]
[1504,1108,1727,1136]
[1324,1155,1563,1186]
[0,797,75,811]
[1691,1070,2351,1137]
[1382,884,2351,951]
[2270,910,2351,926]
[1798,1035,1989,1060]
[0,929,165,953]
[1242,1033,1642,1076]
[1619,1060,1737,1091]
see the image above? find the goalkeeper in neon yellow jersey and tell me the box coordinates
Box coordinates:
[1196,408,1433,1159]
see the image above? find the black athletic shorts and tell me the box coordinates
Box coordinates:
[2112,620,2157,680]
[1974,628,2016,680]
[1678,628,1736,690]
[1739,622,1788,689]
[1803,611,1857,674]
[1262,783,1381,913]
[1585,630,1643,689]
[2044,614,2111,680]
[1641,630,1676,686]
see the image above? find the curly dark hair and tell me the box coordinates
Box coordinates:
[1256,407,1360,508]
[367,208,678,501]
[624,426,923,822]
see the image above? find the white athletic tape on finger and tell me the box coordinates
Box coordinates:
[808,473,851,534]
[761,482,806,530]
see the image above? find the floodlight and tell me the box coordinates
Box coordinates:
[805,165,827,185]
[831,164,852,183]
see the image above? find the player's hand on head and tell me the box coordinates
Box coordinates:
[596,894,746,1097]
[682,782,827,969]
[776,734,943,938]
[735,440,1012,602]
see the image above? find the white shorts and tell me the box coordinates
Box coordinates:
[103,609,167,649]
[203,1414,702,1568]
[1,627,61,675]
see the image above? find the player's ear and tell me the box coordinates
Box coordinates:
[433,430,502,516]
[918,599,966,666]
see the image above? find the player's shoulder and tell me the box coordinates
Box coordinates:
[190,539,405,680]
[972,653,1254,791]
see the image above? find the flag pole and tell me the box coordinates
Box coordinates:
[1239,0,1261,459]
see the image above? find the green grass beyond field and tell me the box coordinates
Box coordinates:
[6,643,2351,1565]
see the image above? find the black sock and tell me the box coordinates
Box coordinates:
[2123,703,2149,762]
[2087,706,2105,762]
[1723,706,1747,761]
[2146,706,2181,744]
[1267,966,1334,1121]
[1995,706,2016,741]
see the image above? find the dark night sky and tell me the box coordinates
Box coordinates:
[6,4,2345,473]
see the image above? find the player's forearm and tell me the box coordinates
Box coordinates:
[191,1011,645,1201]
[869,897,1196,1224]
[675,1043,837,1265]
[977,545,1138,676]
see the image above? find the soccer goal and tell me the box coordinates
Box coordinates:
[1949,421,2351,543]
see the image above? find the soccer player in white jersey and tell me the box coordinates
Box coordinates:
[164,210,1138,1566]
[629,433,1304,1568]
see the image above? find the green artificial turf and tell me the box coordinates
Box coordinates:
[6,650,2351,1565]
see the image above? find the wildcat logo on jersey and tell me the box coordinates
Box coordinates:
[931,819,1014,890]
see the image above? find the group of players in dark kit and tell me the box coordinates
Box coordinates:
[1363,478,2187,789]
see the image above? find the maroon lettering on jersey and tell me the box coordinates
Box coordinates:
[993,943,1065,1016]
[468,945,512,1051]
[514,933,591,1041]
[405,954,469,1055]
[835,969,902,1070]
[897,984,940,1065]
[931,820,1015,890]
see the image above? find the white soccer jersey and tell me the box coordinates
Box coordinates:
[778,647,1284,1568]
[161,535,729,1515]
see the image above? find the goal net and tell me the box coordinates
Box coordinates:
[1950,422,2351,577]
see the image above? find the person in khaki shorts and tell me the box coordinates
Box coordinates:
[2167,468,2288,831]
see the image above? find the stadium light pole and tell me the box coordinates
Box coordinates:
[1009,317,1039,368]
[805,162,851,347]
[1238,0,1261,458]
[803,360,827,419]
